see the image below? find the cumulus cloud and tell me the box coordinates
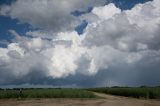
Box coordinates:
[0,0,160,87]
[92,3,121,20]
[0,0,106,32]
[83,0,160,52]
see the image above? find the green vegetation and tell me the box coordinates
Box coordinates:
[87,87,160,99]
[0,88,96,99]
[1,87,160,99]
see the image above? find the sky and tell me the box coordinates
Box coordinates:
[0,0,160,88]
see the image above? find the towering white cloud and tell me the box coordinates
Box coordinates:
[83,0,160,52]
[0,0,160,86]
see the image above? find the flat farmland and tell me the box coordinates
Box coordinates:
[0,88,160,106]
[0,92,160,106]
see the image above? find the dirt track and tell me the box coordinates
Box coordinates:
[0,92,160,106]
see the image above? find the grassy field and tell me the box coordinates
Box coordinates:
[87,87,160,99]
[0,88,96,99]
[1,87,160,99]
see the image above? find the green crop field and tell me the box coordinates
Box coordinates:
[87,87,160,99]
[0,88,96,99]
[1,87,160,99]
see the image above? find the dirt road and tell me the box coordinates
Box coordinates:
[0,92,160,106]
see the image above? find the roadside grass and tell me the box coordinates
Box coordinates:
[0,88,96,99]
[86,87,160,99]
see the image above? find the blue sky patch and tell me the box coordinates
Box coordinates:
[75,20,88,35]
[107,0,153,10]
